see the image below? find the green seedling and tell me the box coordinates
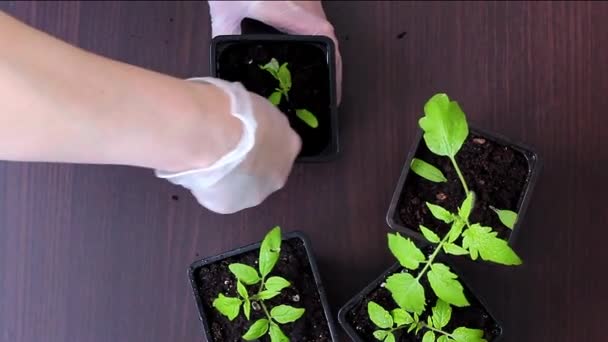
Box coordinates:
[410,93,520,230]
[212,226,305,341]
[259,58,319,128]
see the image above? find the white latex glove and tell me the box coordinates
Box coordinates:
[155,77,301,214]
[208,0,343,103]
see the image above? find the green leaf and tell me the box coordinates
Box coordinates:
[237,281,249,299]
[462,224,522,265]
[269,323,289,342]
[458,192,475,222]
[259,226,282,277]
[391,308,413,326]
[385,273,426,314]
[385,332,396,342]
[268,91,282,106]
[278,63,292,91]
[443,243,469,256]
[419,93,469,158]
[426,202,455,224]
[427,263,469,307]
[490,206,518,229]
[410,158,447,183]
[452,327,486,342]
[295,109,319,128]
[437,336,452,342]
[244,299,251,320]
[423,331,436,342]
[420,225,441,243]
[212,294,241,321]
[387,233,426,270]
[229,263,260,285]
[367,301,393,329]
[431,299,452,329]
[242,319,269,341]
[265,276,291,292]
[260,58,280,77]
[270,305,305,324]
[447,220,465,243]
[255,290,281,300]
[373,330,389,341]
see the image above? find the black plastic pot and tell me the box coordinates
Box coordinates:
[386,125,541,245]
[338,258,503,341]
[188,231,339,341]
[210,34,339,162]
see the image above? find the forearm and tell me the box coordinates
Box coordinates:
[0,11,239,172]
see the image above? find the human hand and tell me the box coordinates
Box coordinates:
[156,77,301,214]
[208,0,343,103]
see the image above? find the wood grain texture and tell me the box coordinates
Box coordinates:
[0,1,606,341]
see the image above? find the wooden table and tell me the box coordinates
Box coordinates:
[1,1,606,341]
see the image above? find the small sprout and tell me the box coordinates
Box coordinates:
[259,57,319,128]
[410,158,447,183]
[213,226,305,340]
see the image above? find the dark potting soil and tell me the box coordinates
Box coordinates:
[346,248,501,341]
[397,133,530,240]
[194,238,332,342]
[215,41,332,157]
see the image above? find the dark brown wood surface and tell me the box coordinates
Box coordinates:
[1,1,606,341]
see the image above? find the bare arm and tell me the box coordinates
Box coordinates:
[0,11,240,172]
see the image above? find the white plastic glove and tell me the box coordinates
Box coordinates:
[155,77,301,214]
[208,0,343,103]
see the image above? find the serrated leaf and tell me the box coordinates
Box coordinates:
[268,91,282,106]
[265,276,290,292]
[411,158,448,183]
[237,281,249,299]
[391,308,413,326]
[385,273,426,314]
[212,294,241,321]
[296,108,319,128]
[259,226,282,277]
[229,263,260,285]
[367,301,393,329]
[255,290,280,300]
[270,305,305,324]
[462,224,522,265]
[420,225,441,243]
[387,233,426,270]
[458,192,475,222]
[490,206,518,229]
[432,299,452,329]
[260,58,280,77]
[244,299,251,320]
[385,332,396,342]
[373,330,389,341]
[452,327,486,342]
[269,323,289,342]
[443,243,469,256]
[419,93,469,158]
[447,220,465,243]
[278,63,292,91]
[423,331,436,342]
[242,319,269,341]
[426,202,455,224]
[427,263,469,307]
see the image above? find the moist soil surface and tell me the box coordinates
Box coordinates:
[397,132,531,240]
[194,238,332,341]
[346,248,502,341]
[215,40,332,158]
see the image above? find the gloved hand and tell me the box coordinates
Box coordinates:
[208,0,343,103]
[155,77,301,214]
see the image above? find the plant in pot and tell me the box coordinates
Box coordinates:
[210,28,339,162]
[387,94,540,245]
[188,226,338,341]
[339,94,527,341]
